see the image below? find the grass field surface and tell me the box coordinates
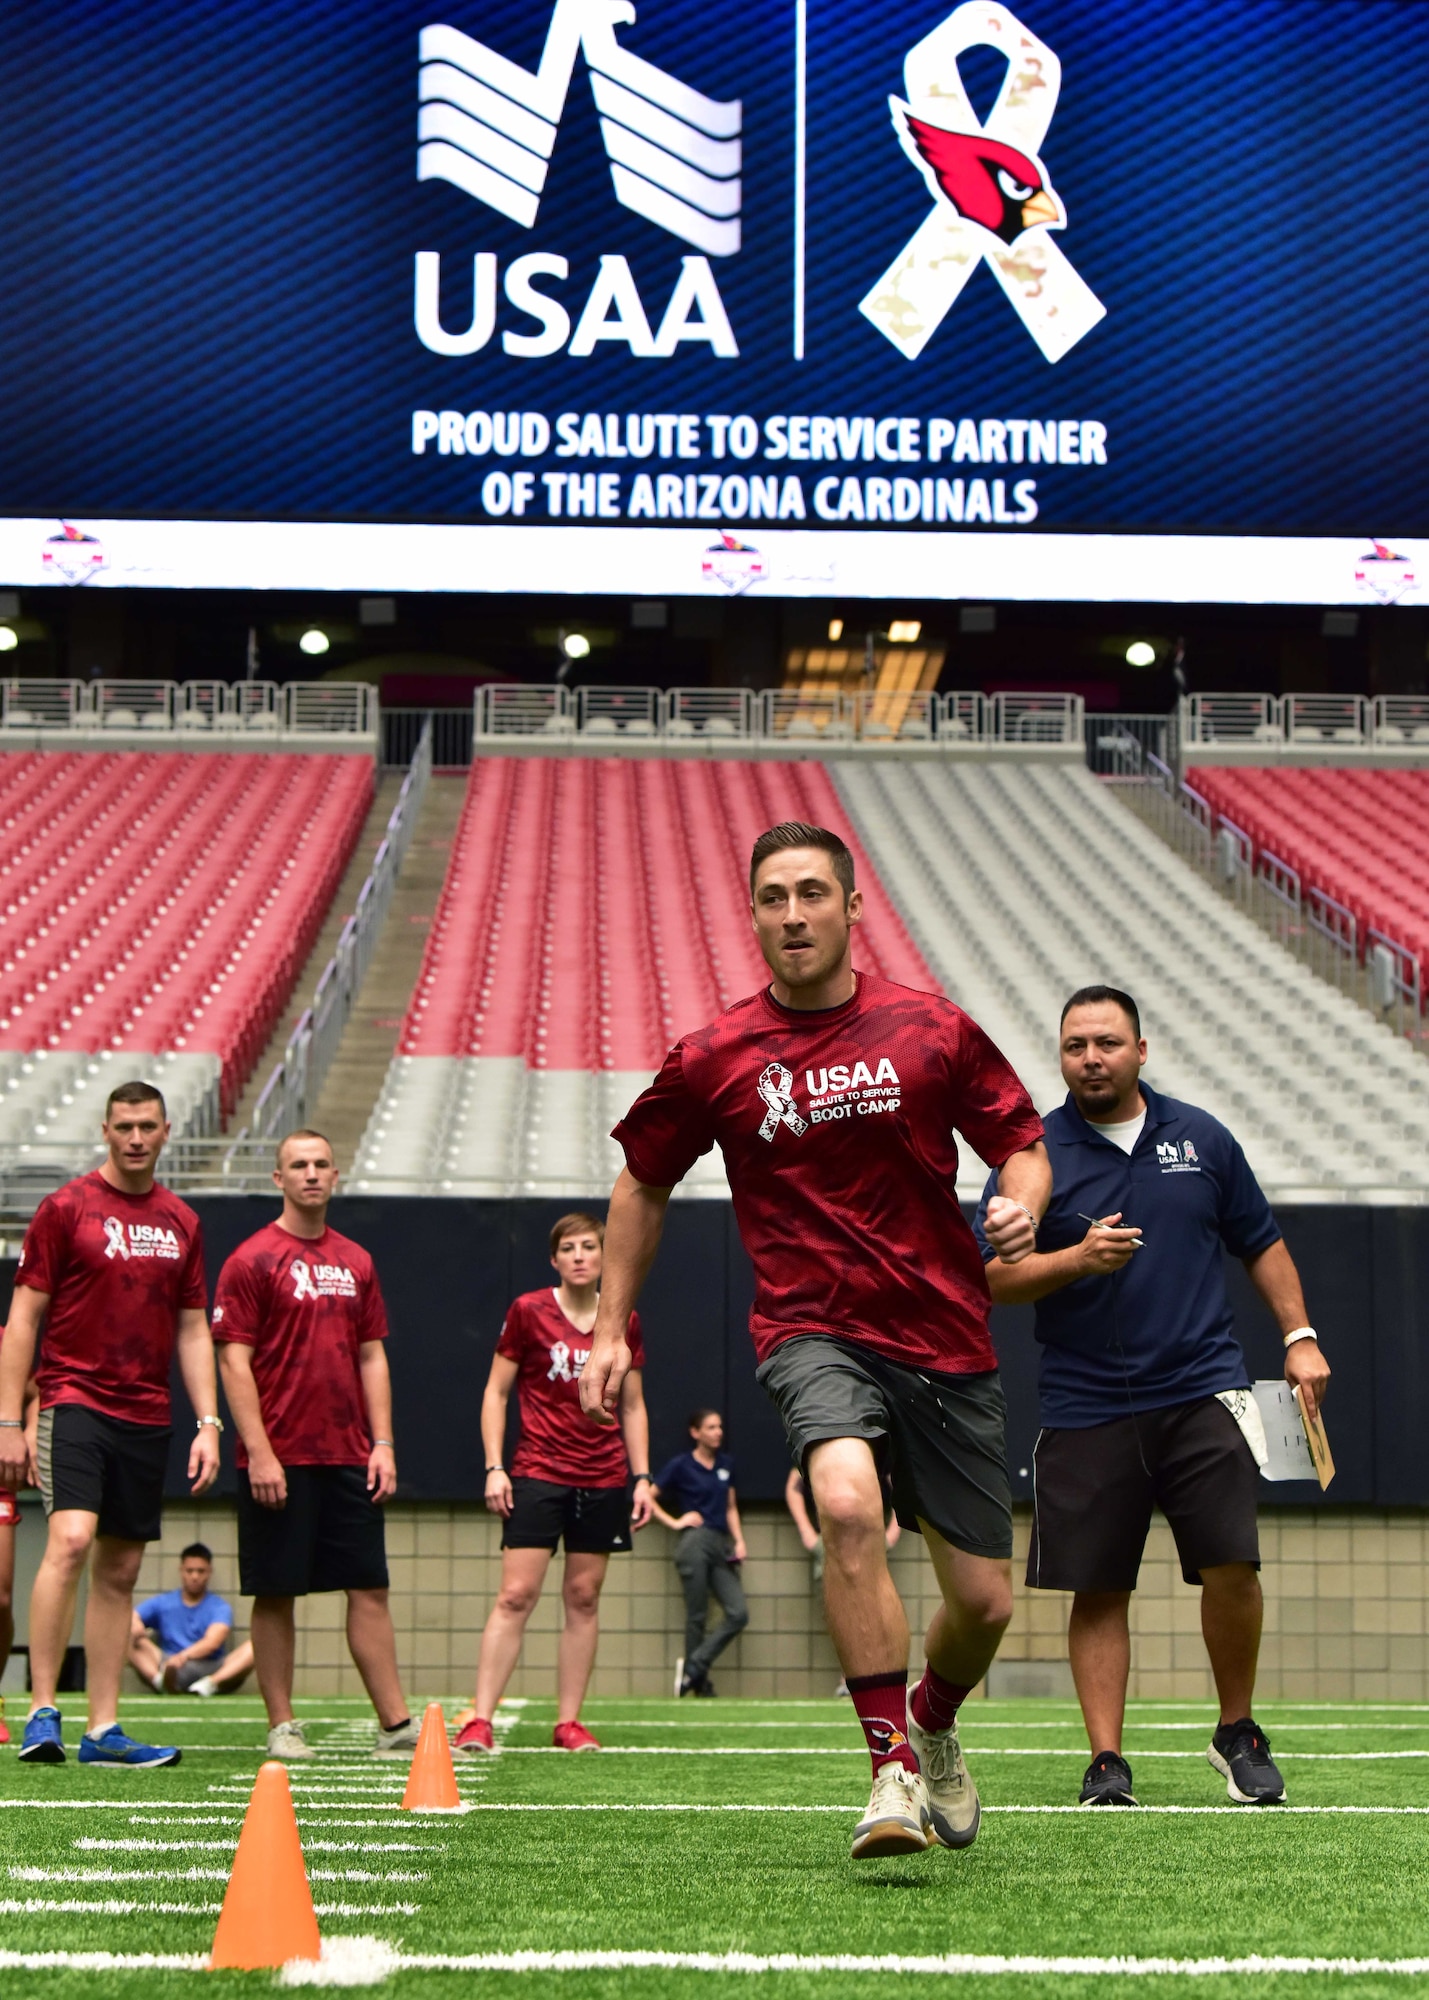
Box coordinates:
[1,1695,1427,1998]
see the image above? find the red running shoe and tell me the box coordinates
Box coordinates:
[453,1716,494,1754]
[552,1720,600,1752]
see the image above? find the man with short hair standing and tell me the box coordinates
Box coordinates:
[650,1408,748,1697]
[976,986,1330,1808]
[130,1542,254,1696]
[0,1081,221,1767]
[583,821,1049,1860]
[213,1130,418,1761]
[457,1213,651,1755]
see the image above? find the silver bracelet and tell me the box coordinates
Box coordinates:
[372,1437,395,1447]
[0,1420,22,1429]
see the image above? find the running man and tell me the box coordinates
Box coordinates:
[582,822,1048,1859]
[650,1408,748,1698]
[213,1130,419,1762]
[0,1081,221,1768]
[456,1213,653,1755]
[130,1542,254,1696]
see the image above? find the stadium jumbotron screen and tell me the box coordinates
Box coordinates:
[1,0,1423,604]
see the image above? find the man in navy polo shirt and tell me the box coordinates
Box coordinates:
[650,1409,748,1697]
[975,986,1330,1810]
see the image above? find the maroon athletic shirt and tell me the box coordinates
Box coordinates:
[212,1220,388,1467]
[613,972,1043,1376]
[16,1172,206,1426]
[498,1290,646,1488]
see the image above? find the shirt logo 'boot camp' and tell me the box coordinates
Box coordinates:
[756,1063,809,1142]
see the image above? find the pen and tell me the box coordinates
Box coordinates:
[1078,1212,1146,1246]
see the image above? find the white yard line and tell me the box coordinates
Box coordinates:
[424,1744,1429,1760]
[74,1837,439,1852]
[10,1866,426,1883]
[443,1801,1429,1817]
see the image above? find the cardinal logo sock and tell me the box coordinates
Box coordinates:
[846,1671,919,1777]
[910,1666,973,1736]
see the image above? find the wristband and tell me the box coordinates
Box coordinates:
[632,1473,651,1483]
[485,1466,504,1475]
[0,1420,22,1429]
[197,1414,224,1433]
[1006,1201,1037,1231]
[1283,1327,1317,1348]
[372,1437,394,1448]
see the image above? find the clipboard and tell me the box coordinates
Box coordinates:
[1294,1385,1335,1490]
[1250,1380,1334,1488]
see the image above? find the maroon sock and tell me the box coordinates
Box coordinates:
[846,1671,919,1776]
[910,1666,973,1736]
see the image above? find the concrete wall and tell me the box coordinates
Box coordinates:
[125,1501,1429,1708]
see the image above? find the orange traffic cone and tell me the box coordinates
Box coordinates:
[401,1701,462,1812]
[209,1760,321,1970]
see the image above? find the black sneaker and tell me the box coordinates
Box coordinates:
[1208,1717,1286,1804]
[691,1676,716,1699]
[678,1670,715,1698]
[1078,1751,1138,1806]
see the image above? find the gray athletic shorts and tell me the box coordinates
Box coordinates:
[755,1335,1013,1560]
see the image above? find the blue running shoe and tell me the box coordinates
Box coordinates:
[18,1707,64,1764]
[78,1725,181,1769]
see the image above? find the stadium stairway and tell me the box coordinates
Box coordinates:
[832,760,1429,1198]
[0,749,372,1130]
[226,770,407,1137]
[351,757,936,1195]
[306,774,470,1172]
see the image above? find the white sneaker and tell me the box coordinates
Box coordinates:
[188,1676,217,1699]
[373,1716,422,1760]
[850,1761,932,1860]
[907,1709,980,1848]
[266,1720,316,1761]
[673,1657,686,1699]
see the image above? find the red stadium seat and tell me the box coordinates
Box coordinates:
[0,750,372,1115]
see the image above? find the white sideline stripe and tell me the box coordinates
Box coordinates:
[447,1801,1429,1817]
[609,1720,1429,1735]
[0,1896,420,1916]
[75,1837,439,1852]
[11,1866,426,1883]
[429,1744,1429,1760]
[6,1947,1429,1980]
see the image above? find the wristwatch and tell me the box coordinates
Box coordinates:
[196,1415,224,1434]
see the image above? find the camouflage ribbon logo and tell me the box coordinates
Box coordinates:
[757,1063,808,1142]
[103,1217,130,1261]
[290,1259,320,1302]
[860,2,1105,363]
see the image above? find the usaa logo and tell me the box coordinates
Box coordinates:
[1156,1139,1200,1172]
[414,1,740,360]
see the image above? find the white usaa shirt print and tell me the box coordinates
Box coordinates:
[289,1258,358,1300]
[417,0,742,256]
[860,2,1106,362]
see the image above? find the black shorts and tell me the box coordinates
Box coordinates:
[1029,1395,1261,1592]
[237,1464,389,1597]
[755,1335,1012,1561]
[502,1477,632,1554]
[36,1404,169,1543]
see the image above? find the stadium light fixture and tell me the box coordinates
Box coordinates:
[1125,640,1157,667]
[561,631,592,660]
[827,618,844,641]
[299,628,330,656]
[888,619,922,643]
[0,627,16,652]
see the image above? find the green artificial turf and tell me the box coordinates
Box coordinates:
[0,1695,1427,1998]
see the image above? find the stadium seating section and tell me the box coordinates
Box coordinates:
[836,761,1429,1194]
[1187,767,1429,973]
[0,751,372,1124]
[355,758,935,1193]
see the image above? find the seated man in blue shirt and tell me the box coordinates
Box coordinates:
[129,1542,253,1697]
[975,986,1330,1810]
[650,1410,748,1698]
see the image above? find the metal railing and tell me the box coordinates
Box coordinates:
[470,685,1086,747]
[1129,754,1424,1043]
[382,706,473,768]
[0,679,378,738]
[1084,712,1175,778]
[1373,696,1429,746]
[1285,694,1368,744]
[1183,693,1283,745]
[239,719,433,1148]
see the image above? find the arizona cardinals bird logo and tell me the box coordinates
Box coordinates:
[899,116,1063,245]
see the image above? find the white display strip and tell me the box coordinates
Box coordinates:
[0,515,1422,606]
